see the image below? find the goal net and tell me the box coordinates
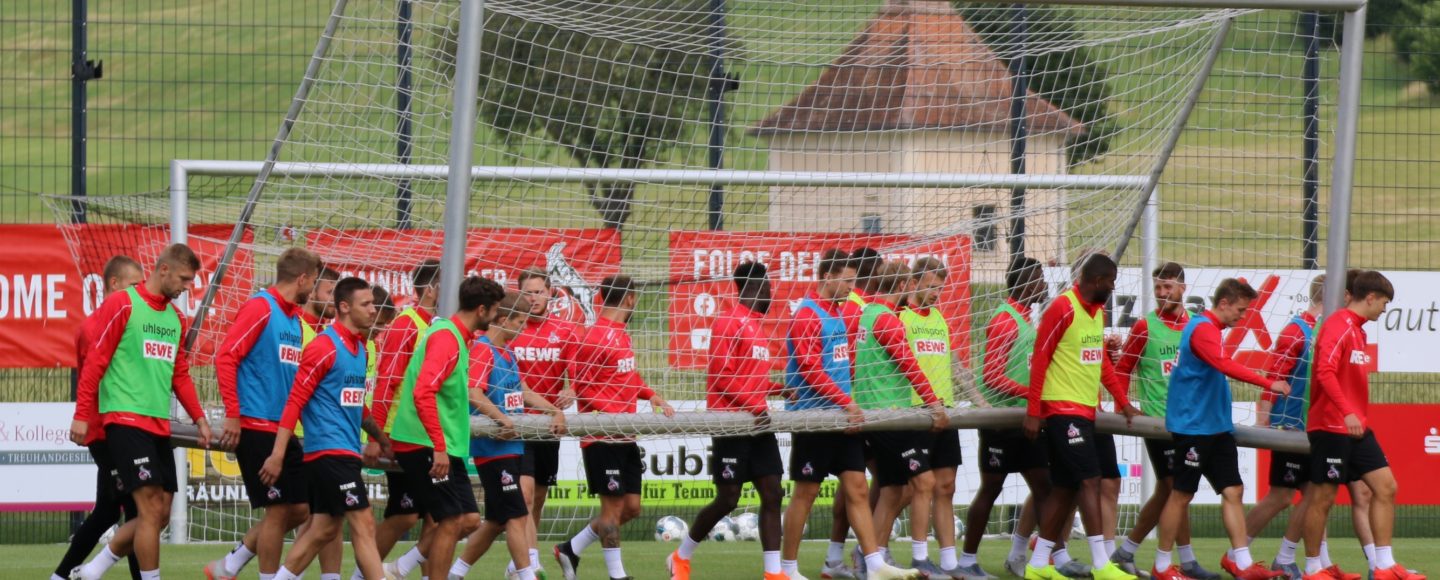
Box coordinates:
[50,0,1353,546]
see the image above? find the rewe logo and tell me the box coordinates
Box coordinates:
[340,388,365,407]
[504,392,523,411]
[1425,428,1440,455]
[832,344,850,363]
[616,357,636,374]
[1080,347,1103,364]
[1161,359,1176,376]
[751,345,771,361]
[142,340,177,362]
[914,339,948,355]
[1350,350,1371,365]
[279,345,301,365]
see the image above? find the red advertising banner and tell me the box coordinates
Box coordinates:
[669,232,972,370]
[0,224,253,368]
[1255,404,1440,505]
[306,229,622,326]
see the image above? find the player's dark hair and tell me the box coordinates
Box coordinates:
[497,291,532,321]
[275,247,323,283]
[157,243,201,271]
[517,267,549,288]
[848,247,882,283]
[869,261,910,296]
[412,259,441,291]
[1077,252,1117,283]
[1345,268,1362,295]
[318,267,341,283]
[459,276,505,311]
[1309,274,1326,305]
[333,276,370,307]
[372,285,396,316]
[1153,261,1185,282]
[600,274,636,307]
[910,256,947,282]
[102,255,142,287]
[733,261,769,297]
[1006,256,1043,297]
[1212,278,1258,305]
[817,248,849,278]
[1350,270,1394,301]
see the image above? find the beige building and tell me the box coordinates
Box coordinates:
[751,0,1084,277]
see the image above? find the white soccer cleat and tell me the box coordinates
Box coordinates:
[822,560,860,579]
[383,561,405,580]
[869,563,924,580]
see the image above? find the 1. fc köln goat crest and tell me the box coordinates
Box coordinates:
[545,242,598,326]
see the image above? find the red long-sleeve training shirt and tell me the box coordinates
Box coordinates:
[706,303,783,415]
[76,309,107,445]
[1309,308,1370,434]
[567,316,654,446]
[279,323,371,461]
[371,306,434,431]
[1026,287,1132,419]
[841,288,870,355]
[982,298,1033,399]
[865,298,941,406]
[74,284,205,437]
[216,287,300,431]
[1188,311,1272,388]
[788,292,855,408]
[1115,309,1189,384]
[511,314,576,406]
[392,315,473,455]
[1261,311,1316,403]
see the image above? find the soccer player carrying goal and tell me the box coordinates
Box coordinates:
[69,243,215,580]
[1021,253,1138,580]
[553,274,676,580]
[667,261,787,580]
[205,247,323,580]
[1301,271,1424,580]
[259,277,391,580]
[449,292,567,580]
[964,256,1052,580]
[1148,278,1290,580]
[388,276,506,580]
[1109,262,1220,580]
[56,255,144,580]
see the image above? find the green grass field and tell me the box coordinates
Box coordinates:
[8,537,1435,580]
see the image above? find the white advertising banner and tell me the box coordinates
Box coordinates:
[0,403,98,511]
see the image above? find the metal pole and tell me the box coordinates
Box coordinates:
[1007,3,1030,260]
[1322,6,1365,317]
[1113,18,1232,262]
[168,166,190,544]
[704,0,730,231]
[70,0,90,223]
[438,0,487,316]
[1138,187,1159,528]
[181,0,350,352]
[1301,11,1321,270]
[396,0,415,229]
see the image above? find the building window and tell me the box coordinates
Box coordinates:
[861,213,883,234]
[973,205,998,252]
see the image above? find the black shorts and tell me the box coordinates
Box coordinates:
[930,430,963,470]
[305,456,370,517]
[521,440,562,487]
[979,428,1048,474]
[395,450,479,520]
[1095,433,1122,479]
[475,456,529,523]
[382,470,421,517]
[712,434,784,485]
[581,443,644,497]
[1308,430,1389,485]
[1171,432,1244,494]
[87,441,124,505]
[867,431,933,488]
[790,432,866,482]
[1269,451,1309,489]
[1144,438,1176,480]
[236,428,308,508]
[1044,416,1102,490]
[105,424,177,494]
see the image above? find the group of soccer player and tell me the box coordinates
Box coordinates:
[56,241,1424,580]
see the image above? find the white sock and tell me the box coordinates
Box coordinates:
[140,571,160,580]
[80,546,122,578]
[1277,538,1299,565]
[954,550,973,569]
[397,546,427,575]
[783,560,800,577]
[350,570,364,580]
[1156,550,1173,571]
[1306,557,1325,574]
[530,549,541,569]
[321,574,341,580]
[828,541,847,564]
[275,567,299,580]
[517,565,536,580]
[507,560,517,574]
[678,535,701,560]
[1088,536,1107,570]
[764,551,783,575]
[603,547,626,578]
[1010,533,1031,562]
[449,559,471,578]
[1053,548,1073,566]
[864,551,888,572]
[1364,544,1377,570]
[1232,547,1254,569]
[1178,544,1197,564]
[1375,546,1396,569]
[571,526,601,554]
[1319,541,1334,568]
[260,575,276,580]
[225,542,257,575]
[1030,538,1056,569]
[52,575,66,580]
[1122,537,1142,554]
[1105,540,1116,558]
[913,539,929,562]
[880,546,891,558]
